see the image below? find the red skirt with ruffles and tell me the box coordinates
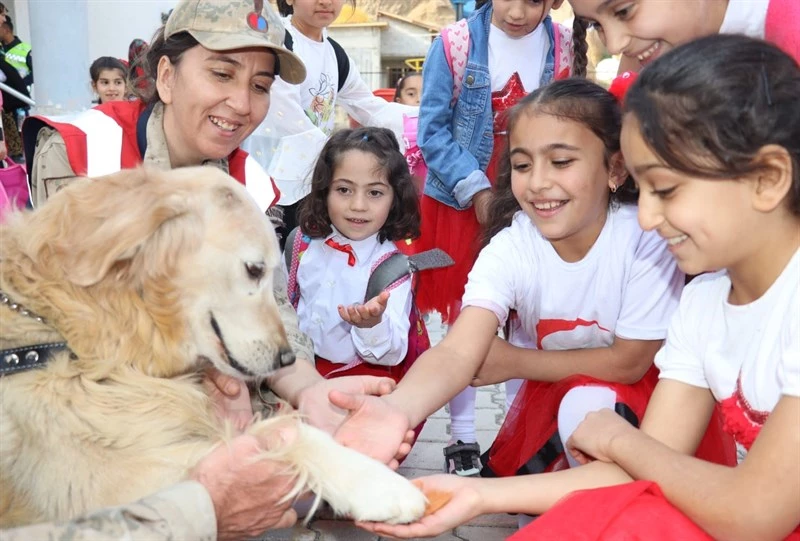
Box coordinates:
[510,480,800,540]
[483,366,737,477]
[414,133,507,324]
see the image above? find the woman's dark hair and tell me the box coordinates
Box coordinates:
[277,0,356,17]
[298,127,421,242]
[133,27,199,104]
[625,34,800,215]
[89,56,128,83]
[394,72,422,102]
[483,78,635,246]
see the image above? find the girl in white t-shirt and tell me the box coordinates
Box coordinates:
[362,76,703,529]
[356,35,799,541]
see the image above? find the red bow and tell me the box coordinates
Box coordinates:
[608,71,638,105]
[325,238,356,266]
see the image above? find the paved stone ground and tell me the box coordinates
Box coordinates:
[262,315,518,540]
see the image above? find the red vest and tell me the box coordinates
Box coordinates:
[23,100,280,209]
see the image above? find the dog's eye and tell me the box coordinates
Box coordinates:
[245,261,266,281]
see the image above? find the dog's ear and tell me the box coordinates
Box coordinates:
[29,167,197,287]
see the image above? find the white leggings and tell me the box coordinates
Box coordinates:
[518,385,617,529]
[449,378,525,443]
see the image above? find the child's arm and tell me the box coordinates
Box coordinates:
[570,388,800,541]
[336,60,418,152]
[339,281,412,367]
[475,335,662,385]
[417,37,491,210]
[477,228,683,385]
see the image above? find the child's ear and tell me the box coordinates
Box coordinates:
[751,144,794,213]
[607,151,627,192]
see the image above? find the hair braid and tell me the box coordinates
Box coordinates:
[571,17,589,78]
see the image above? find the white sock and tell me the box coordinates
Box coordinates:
[448,386,477,444]
[557,385,617,468]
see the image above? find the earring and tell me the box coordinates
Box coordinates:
[610,184,618,193]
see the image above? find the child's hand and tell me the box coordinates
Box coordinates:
[338,290,390,329]
[566,408,638,465]
[356,475,484,538]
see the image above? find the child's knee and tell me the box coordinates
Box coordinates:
[557,386,617,450]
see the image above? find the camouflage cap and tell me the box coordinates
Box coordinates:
[165,0,306,84]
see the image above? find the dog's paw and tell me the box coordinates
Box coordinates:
[328,462,427,524]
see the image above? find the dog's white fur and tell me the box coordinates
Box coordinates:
[0,167,426,528]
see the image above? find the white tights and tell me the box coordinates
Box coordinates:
[518,385,617,529]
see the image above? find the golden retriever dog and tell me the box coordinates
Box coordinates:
[0,166,426,528]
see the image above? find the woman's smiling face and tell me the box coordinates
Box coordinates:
[157,44,275,166]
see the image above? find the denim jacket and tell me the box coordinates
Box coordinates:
[419,4,558,210]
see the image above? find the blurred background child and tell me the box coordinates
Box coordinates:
[89,56,127,104]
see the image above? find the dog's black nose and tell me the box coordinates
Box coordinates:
[277,347,296,367]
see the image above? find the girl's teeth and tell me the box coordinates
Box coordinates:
[637,41,660,62]
[667,234,688,246]
[210,116,236,131]
[533,201,565,210]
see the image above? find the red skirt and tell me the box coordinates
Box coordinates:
[413,196,481,324]
[483,366,737,477]
[414,132,507,324]
[511,480,800,540]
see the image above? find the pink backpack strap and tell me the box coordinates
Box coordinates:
[441,18,469,106]
[765,0,800,63]
[285,227,311,310]
[553,22,575,80]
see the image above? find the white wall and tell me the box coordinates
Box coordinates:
[87,0,177,62]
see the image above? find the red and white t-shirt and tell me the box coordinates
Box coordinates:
[462,205,683,350]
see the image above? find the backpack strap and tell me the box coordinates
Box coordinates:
[441,18,469,106]
[284,29,350,92]
[365,251,411,302]
[327,37,351,93]
[285,226,311,309]
[552,22,575,80]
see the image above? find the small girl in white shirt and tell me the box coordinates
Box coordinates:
[284,126,425,388]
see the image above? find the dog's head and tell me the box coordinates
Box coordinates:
[14,166,294,380]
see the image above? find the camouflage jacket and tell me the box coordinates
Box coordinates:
[0,481,216,541]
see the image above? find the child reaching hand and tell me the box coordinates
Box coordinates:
[414,0,587,474]
[285,127,426,392]
[355,35,798,541]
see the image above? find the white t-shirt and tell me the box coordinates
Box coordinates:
[488,22,549,92]
[463,206,683,350]
[241,16,417,205]
[656,249,800,408]
[719,0,770,38]
[284,229,412,366]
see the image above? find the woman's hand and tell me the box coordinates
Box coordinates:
[204,367,253,433]
[338,290,390,329]
[566,408,638,465]
[357,474,484,538]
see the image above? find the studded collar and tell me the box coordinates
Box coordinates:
[0,290,70,376]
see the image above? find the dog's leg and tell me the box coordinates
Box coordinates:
[250,420,427,524]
